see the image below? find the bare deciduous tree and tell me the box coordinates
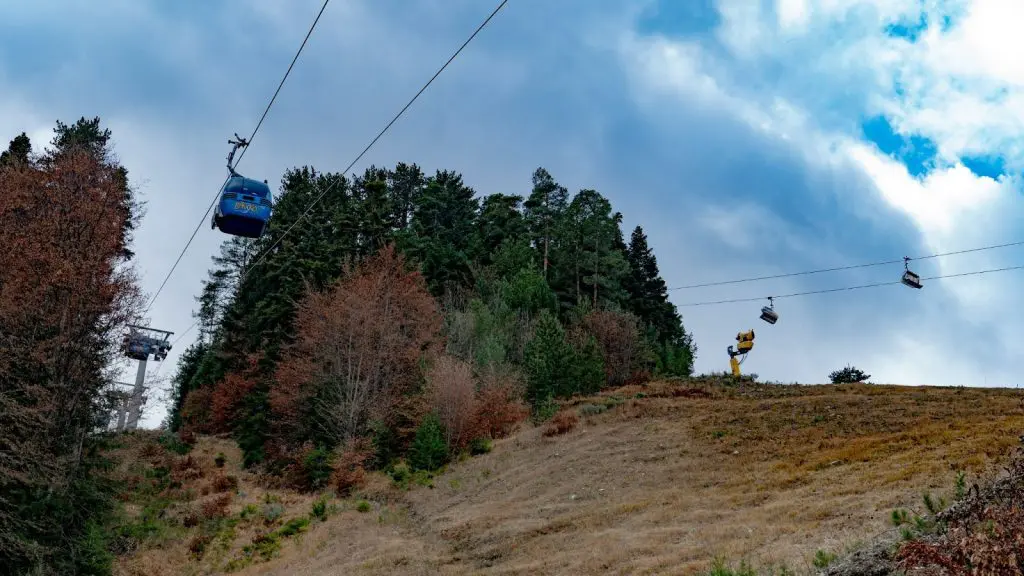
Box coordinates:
[427,355,476,451]
[272,245,441,446]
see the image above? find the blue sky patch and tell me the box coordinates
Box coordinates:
[634,0,720,38]
[861,115,938,178]
[884,13,928,41]
[960,155,1006,180]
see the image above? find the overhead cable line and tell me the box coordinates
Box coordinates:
[677,263,1024,307]
[669,239,1024,290]
[142,0,332,315]
[238,0,510,280]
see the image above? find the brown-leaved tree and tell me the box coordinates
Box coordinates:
[0,128,141,573]
[271,245,441,449]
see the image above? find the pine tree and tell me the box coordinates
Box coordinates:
[523,310,574,407]
[408,170,479,295]
[474,193,528,267]
[387,162,425,230]
[555,189,629,310]
[409,412,448,471]
[523,168,568,279]
[353,166,393,256]
[624,225,696,375]
[0,132,31,166]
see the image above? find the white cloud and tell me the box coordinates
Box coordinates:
[618,0,1024,387]
[775,0,811,32]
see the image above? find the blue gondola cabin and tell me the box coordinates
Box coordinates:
[212,176,273,238]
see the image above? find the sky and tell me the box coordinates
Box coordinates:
[3,0,1024,427]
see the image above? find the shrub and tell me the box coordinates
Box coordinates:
[158,432,193,455]
[276,517,310,537]
[299,444,334,492]
[189,534,212,558]
[356,500,371,513]
[212,474,239,493]
[472,370,528,439]
[210,354,262,434]
[179,387,215,436]
[182,511,200,528]
[427,355,477,451]
[409,413,448,471]
[310,498,328,521]
[828,365,871,384]
[389,461,411,487]
[579,309,648,387]
[543,410,579,437]
[261,503,284,525]
[332,438,372,497]
[570,333,606,396]
[469,437,493,455]
[813,549,837,569]
[214,452,227,468]
[202,493,232,519]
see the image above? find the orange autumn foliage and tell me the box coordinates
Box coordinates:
[209,354,262,434]
[272,245,442,446]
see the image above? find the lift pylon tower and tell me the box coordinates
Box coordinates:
[118,324,173,431]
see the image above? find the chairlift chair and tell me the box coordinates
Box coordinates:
[759,297,778,324]
[901,257,923,289]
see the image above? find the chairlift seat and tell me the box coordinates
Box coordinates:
[759,306,778,324]
[901,270,923,289]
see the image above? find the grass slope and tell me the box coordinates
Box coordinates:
[111,379,1024,575]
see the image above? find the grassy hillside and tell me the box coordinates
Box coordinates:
[110,379,1024,575]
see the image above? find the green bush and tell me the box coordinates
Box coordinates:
[310,498,328,521]
[76,521,115,576]
[157,433,192,455]
[572,334,606,396]
[356,500,371,513]
[813,549,837,569]
[409,413,448,472]
[275,517,310,537]
[828,365,871,384]
[469,437,492,455]
[389,460,411,487]
[300,446,333,491]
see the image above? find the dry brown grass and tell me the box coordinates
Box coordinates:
[113,381,1024,575]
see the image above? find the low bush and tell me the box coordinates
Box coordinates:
[310,497,328,521]
[332,438,372,497]
[201,493,232,519]
[469,437,492,455]
[212,474,239,493]
[543,410,579,437]
[299,444,334,492]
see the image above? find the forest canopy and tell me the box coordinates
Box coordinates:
[169,162,696,473]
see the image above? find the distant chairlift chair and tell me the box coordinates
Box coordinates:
[901,257,923,289]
